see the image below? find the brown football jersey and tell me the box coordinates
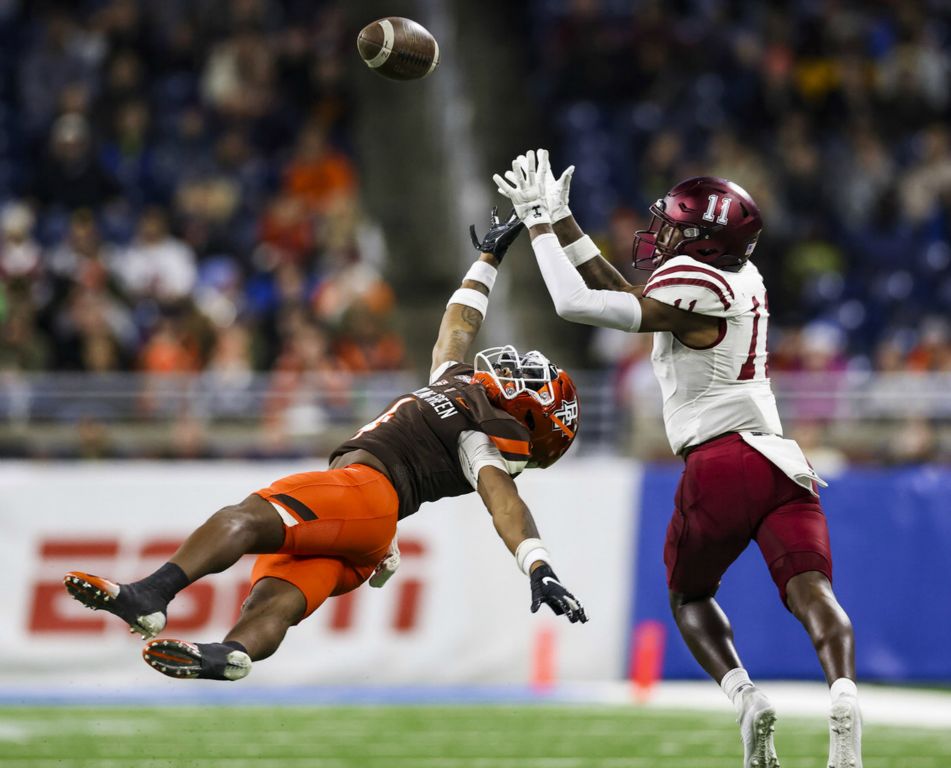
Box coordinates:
[330,363,531,519]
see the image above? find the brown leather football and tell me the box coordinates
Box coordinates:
[356,17,440,81]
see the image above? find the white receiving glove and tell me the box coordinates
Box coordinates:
[503,151,574,223]
[369,535,401,588]
[545,158,575,224]
[493,149,551,227]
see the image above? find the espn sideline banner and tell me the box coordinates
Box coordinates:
[0,460,640,688]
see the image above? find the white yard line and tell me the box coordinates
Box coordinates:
[562,680,951,729]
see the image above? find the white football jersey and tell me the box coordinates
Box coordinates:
[643,255,782,455]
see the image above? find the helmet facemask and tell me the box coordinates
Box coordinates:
[474,345,558,407]
[633,201,712,270]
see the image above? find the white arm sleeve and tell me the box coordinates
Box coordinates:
[531,233,642,332]
[458,430,526,489]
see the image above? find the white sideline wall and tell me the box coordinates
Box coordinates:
[0,460,640,687]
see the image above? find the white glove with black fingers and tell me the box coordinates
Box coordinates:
[493,149,552,228]
[530,563,588,624]
[545,155,575,224]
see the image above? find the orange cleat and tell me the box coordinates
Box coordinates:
[63,571,167,639]
[143,639,251,681]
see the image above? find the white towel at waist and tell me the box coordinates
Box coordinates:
[739,431,828,496]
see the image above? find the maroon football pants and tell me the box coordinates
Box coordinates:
[663,433,832,606]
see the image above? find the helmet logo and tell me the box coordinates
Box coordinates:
[551,398,579,436]
[702,194,732,225]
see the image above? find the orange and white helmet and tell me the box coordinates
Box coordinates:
[473,345,580,468]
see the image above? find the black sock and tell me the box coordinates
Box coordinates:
[135,562,190,604]
[223,640,248,655]
[196,641,250,679]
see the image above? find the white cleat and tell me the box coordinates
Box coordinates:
[828,696,863,768]
[738,687,781,768]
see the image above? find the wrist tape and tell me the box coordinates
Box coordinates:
[515,537,552,575]
[464,261,497,291]
[447,288,489,318]
[563,234,600,267]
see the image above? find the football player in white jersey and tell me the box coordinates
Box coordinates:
[494,149,862,768]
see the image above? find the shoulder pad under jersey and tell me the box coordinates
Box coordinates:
[643,256,750,318]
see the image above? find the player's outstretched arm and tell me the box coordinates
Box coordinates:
[494,149,642,332]
[553,215,632,291]
[476,465,587,624]
[430,209,524,377]
[495,148,720,346]
[542,158,632,291]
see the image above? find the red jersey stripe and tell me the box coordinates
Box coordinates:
[648,263,735,299]
[643,277,732,311]
[737,295,762,380]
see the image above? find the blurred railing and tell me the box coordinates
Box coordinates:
[0,370,948,461]
[772,371,951,420]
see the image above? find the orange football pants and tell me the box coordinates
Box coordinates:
[251,464,398,619]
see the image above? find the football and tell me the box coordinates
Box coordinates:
[356,17,440,81]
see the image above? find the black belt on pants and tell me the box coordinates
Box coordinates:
[680,432,738,460]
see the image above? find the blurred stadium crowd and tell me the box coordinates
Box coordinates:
[531,0,951,375]
[0,0,405,379]
[0,0,948,461]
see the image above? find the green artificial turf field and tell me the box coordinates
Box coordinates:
[2,705,949,767]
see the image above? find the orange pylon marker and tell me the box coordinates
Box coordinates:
[531,624,556,693]
[629,620,666,703]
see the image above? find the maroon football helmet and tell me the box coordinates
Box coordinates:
[633,176,762,272]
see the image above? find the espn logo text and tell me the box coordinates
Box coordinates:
[29,536,428,635]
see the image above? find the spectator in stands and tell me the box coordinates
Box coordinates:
[167,414,215,460]
[139,316,199,374]
[39,211,135,370]
[0,301,50,371]
[283,122,356,213]
[73,417,120,460]
[258,193,315,261]
[0,202,41,283]
[204,322,257,418]
[33,113,120,210]
[54,286,132,372]
[333,301,405,374]
[101,100,157,206]
[900,125,951,224]
[18,11,100,136]
[311,251,393,328]
[831,127,894,231]
[96,51,146,137]
[44,210,123,298]
[118,207,197,305]
[886,418,941,465]
[905,318,951,372]
[202,25,276,120]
